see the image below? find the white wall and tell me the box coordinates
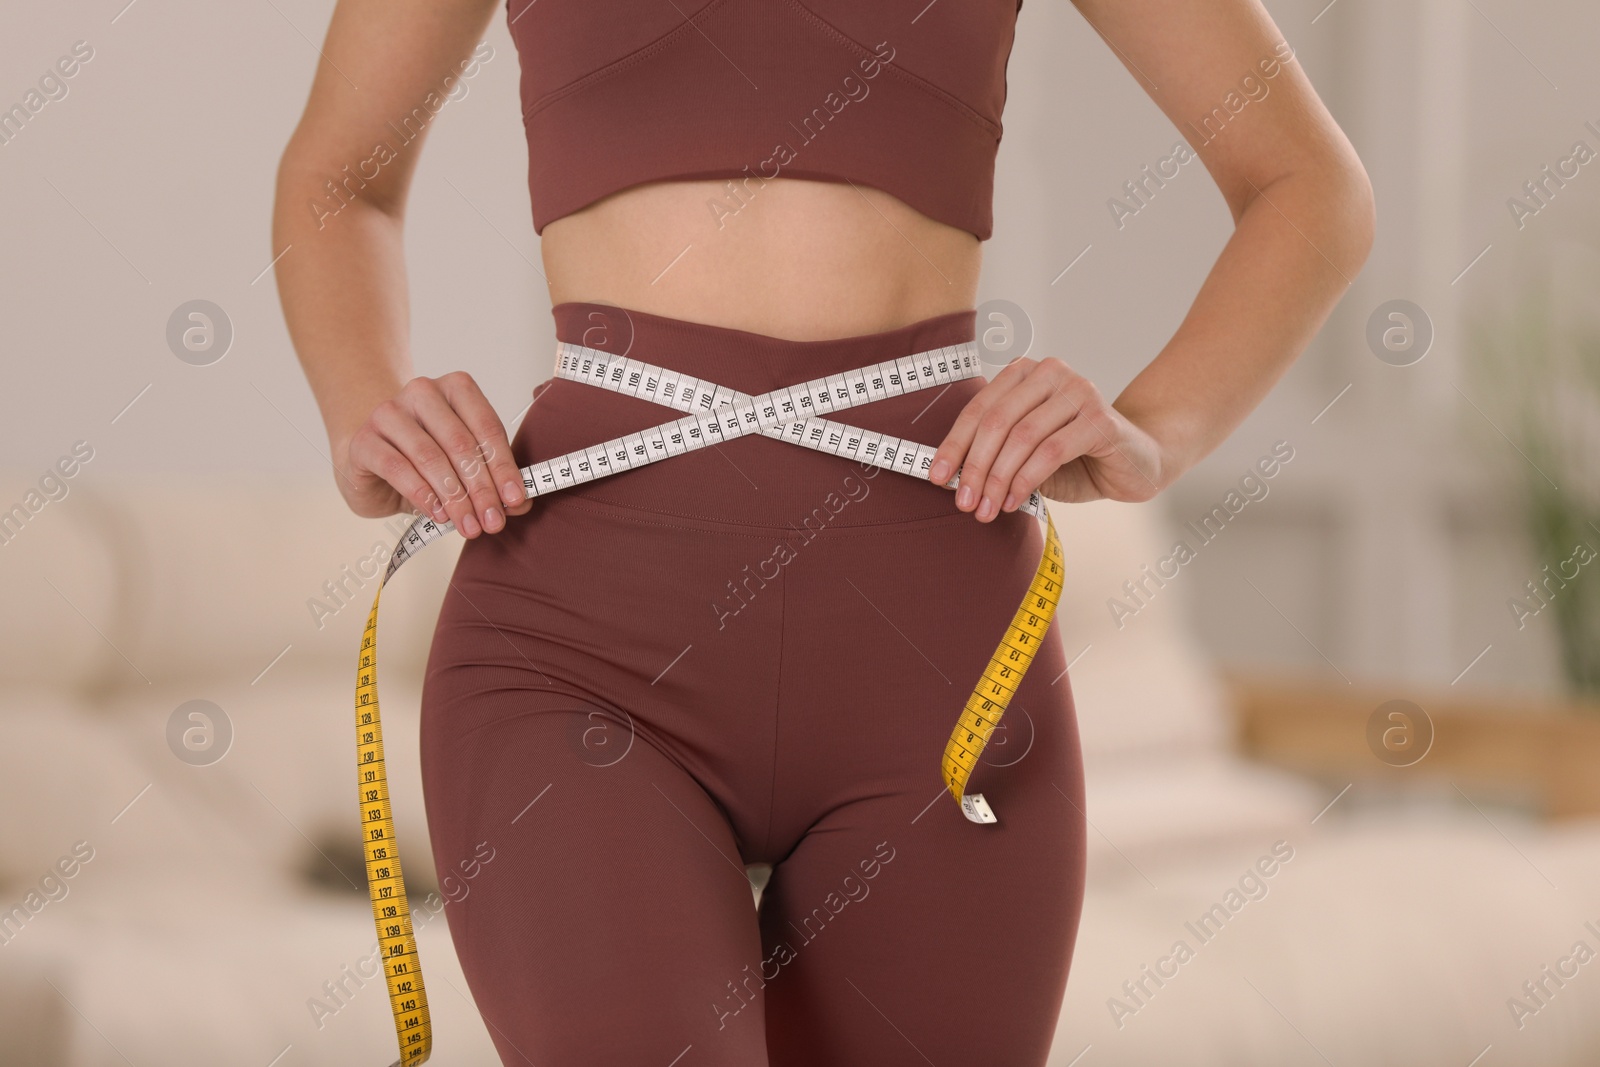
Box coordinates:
[0,0,543,483]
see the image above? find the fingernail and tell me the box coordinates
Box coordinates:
[957,485,976,509]
[977,496,995,521]
[482,507,503,532]
[502,480,524,507]
[460,512,481,537]
[929,459,951,485]
[1003,493,1017,512]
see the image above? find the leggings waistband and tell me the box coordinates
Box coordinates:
[510,302,989,529]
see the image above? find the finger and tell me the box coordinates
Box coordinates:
[407,378,506,533]
[335,425,406,517]
[406,379,508,535]
[982,385,1100,515]
[958,360,1074,519]
[371,396,484,537]
[1003,417,1106,510]
[438,372,529,515]
[349,430,449,526]
[926,356,1032,492]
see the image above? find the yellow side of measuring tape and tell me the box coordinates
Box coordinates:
[351,340,1065,1063]
[941,509,1064,824]
[356,587,432,1066]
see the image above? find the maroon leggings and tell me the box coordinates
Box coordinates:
[419,302,1087,1066]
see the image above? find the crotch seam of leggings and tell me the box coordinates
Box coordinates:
[760,573,786,861]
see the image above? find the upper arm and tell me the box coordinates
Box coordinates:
[1068,0,1370,222]
[277,0,503,215]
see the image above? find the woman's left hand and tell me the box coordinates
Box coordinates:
[927,355,1168,519]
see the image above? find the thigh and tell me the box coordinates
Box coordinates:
[759,511,1089,1067]
[420,682,771,1067]
[756,733,1087,1066]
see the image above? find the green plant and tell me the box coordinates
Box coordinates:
[1467,253,1600,697]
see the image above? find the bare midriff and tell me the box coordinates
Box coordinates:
[540,177,983,343]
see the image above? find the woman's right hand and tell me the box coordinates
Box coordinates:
[334,372,533,538]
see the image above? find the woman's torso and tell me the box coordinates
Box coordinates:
[540,177,983,341]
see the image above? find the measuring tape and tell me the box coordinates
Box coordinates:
[353,338,1064,1063]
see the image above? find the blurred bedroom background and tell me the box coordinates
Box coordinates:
[3,0,1599,1064]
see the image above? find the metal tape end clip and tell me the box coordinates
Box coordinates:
[960,793,998,824]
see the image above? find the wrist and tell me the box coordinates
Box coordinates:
[1111,397,1208,493]
[327,380,405,465]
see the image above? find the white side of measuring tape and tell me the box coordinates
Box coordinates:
[379,339,1044,585]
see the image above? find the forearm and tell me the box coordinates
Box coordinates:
[1113,162,1375,485]
[272,154,414,464]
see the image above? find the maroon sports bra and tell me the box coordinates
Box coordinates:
[507,0,1022,242]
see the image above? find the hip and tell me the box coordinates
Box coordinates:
[422,483,1056,781]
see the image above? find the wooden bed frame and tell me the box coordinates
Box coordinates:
[1225,670,1600,819]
